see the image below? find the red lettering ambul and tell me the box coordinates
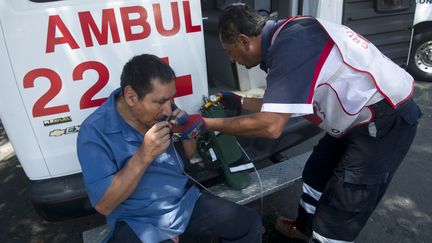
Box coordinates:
[45,1,201,53]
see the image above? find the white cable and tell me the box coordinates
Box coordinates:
[174,140,264,217]
[236,140,264,217]
[252,164,264,217]
[172,143,214,194]
[185,171,214,194]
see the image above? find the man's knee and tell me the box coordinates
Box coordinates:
[239,207,262,242]
[250,209,263,232]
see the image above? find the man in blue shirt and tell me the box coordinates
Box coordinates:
[77,54,262,243]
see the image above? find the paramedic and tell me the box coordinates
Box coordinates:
[77,54,262,243]
[205,4,422,243]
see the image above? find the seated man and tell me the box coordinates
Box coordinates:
[77,54,262,243]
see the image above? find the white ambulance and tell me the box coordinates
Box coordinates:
[0,0,430,221]
[0,0,210,220]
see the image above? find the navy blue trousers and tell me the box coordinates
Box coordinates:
[297,99,421,241]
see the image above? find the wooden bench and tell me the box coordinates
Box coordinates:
[82,151,311,243]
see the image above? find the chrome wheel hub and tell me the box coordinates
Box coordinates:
[415,40,432,74]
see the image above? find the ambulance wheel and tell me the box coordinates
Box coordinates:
[407,31,432,82]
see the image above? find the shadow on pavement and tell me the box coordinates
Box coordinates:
[0,121,105,243]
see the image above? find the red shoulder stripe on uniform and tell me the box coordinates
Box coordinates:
[307,39,334,103]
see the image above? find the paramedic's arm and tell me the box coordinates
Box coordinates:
[95,121,171,215]
[182,139,196,159]
[205,112,291,139]
[242,97,263,112]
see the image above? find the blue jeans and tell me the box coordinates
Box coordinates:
[109,191,262,243]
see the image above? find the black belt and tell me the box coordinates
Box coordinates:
[368,98,412,119]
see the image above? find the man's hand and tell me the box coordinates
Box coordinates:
[171,104,189,125]
[142,121,171,159]
[219,91,242,115]
[170,104,198,158]
[95,121,171,216]
[171,114,207,141]
[170,104,207,141]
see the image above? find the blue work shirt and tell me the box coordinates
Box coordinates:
[77,88,201,242]
[260,19,329,106]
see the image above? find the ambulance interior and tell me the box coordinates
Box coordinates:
[201,0,298,95]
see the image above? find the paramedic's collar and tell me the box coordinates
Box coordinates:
[260,20,276,72]
[260,19,299,72]
[103,88,142,142]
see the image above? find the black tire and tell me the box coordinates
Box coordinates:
[407,30,432,82]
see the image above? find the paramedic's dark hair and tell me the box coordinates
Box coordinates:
[120,54,176,100]
[218,4,266,44]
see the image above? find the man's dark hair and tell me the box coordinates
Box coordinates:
[218,4,266,44]
[120,54,176,100]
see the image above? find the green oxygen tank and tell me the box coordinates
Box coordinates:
[198,96,251,190]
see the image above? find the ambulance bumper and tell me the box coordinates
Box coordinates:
[28,172,95,221]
